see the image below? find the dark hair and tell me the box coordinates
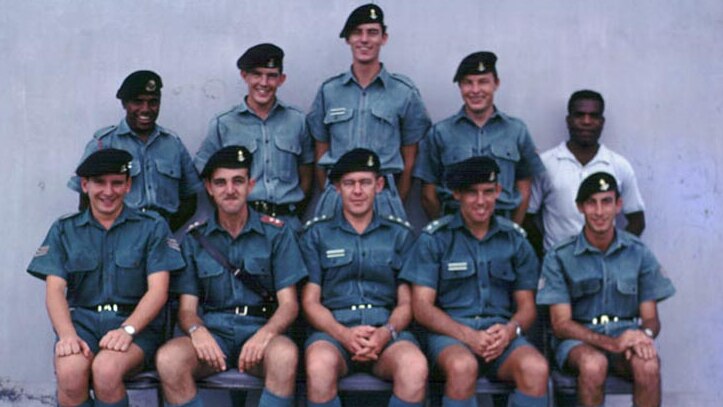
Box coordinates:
[567,90,605,114]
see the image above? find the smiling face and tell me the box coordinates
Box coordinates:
[567,98,605,148]
[81,174,131,221]
[241,67,285,113]
[205,167,255,217]
[453,182,501,228]
[123,94,160,137]
[578,190,622,238]
[346,22,387,65]
[459,72,499,116]
[335,171,384,219]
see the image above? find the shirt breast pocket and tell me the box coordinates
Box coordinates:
[273,135,302,182]
[489,142,520,189]
[65,254,100,304]
[154,158,182,207]
[245,257,274,294]
[196,252,230,307]
[570,277,602,300]
[439,261,476,308]
[115,248,147,301]
[370,107,398,154]
[323,109,354,148]
[614,278,639,316]
[319,250,354,286]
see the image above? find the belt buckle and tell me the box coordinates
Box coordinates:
[235,306,248,316]
[599,314,610,325]
[97,304,118,312]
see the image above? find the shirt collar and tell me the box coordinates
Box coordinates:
[449,211,503,241]
[455,105,504,126]
[331,210,383,235]
[573,229,631,256]
[204,207,265,237]
[238,97,284,117]
[342,64,389,88]
[557,142,613,165]
[75,205,137,229]
[119,118,161,140]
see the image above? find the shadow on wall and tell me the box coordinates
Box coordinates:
[0,378,54,406]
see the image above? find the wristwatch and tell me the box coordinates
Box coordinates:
[383,323,398,341]
[188,324,203,335]
[122,324,136,337]
[510,320,522,338]
[642,327,655,338]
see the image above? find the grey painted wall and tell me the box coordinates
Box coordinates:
[1,0,721,405]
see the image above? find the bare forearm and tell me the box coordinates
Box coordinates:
[415,301,475,343]
[421,183,441,219]
[261,301,298,336]
[303,301,348,342]
[46,286,77,338]
[123,278,169,333]
[553,319,618,353]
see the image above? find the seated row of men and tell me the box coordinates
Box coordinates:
[65,2,647,253]
[29,146,674,407]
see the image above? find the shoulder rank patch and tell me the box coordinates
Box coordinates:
[385,215,412,229]
[186,220,207,233]
[166,238,181,252]
[261,215,284,227]
[512,222,527,238]
[423,216,452,234]
[303,214,330,230]
[326,248,346,259]
[34,245,49,258]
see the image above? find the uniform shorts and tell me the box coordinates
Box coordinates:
[65,307,164,367]
[554,320,639,370]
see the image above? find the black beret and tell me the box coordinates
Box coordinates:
[201,146,253,178]
[329,148,380,182]
[237,43,284,72]
[76,148,133,177]
[575,172,619,203]
[445,156,500,191]
[116,70,162,100]
[340,3,385,38]
[453,51,498,82]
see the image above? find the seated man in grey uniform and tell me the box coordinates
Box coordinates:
[307,3,431,220]
[155,146,307,407]
[537,172,675,407]
[401,156,549,407]
[301,149,428,407]
[68,70,202,231]
[194,44,314,232]
[28,149,184,407]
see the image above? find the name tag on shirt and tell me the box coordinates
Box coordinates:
[447,262,468,272]
[329,107,347,116]
[326,249,346,259]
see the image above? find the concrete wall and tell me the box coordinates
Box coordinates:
[2,0,721,405]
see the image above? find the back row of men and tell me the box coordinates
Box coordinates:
[31,3,672,407]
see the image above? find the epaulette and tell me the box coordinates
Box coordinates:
[260,215,284,228]
[382,214,412,229]
[58,211,81,221]
[321,72,346,87]
[303,214,332,230]
[550,235,577,253]
[422,215,453,234]
[186,219,207,234]
[497,217,528,238]
[389,72,417,89]
[92,125,117,140]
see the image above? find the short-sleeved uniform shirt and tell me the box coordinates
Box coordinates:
[400,213,540,323]
[68,119,203,215]
[528,142,646,250]
[173,209,308,310]
[536,230,675,367]
[194,99,314,206]
[307,66,431,219]
[414,108,545,213]
[27,207,185,362]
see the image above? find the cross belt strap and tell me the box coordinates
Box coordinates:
[188,227,275,304]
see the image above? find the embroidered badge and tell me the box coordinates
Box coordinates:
[326,249,346,259]
[329,107,346,116]
[34,245,49,257]
[447,262,468,272]
[166,238,181,252]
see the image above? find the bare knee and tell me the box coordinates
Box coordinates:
[266,337,298,375]
[305,343,342,401]
[55,358,91,404]
[576,351,608,386]
[515,352,549,391]
[91,358,125,396]
[392,346,428,398]
[631,356,660,382]
[156,341,195,382]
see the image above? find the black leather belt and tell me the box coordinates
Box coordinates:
[250,201,297,217]
[215,305,276,318]
[81,304,136,314]
[576,314,637,325]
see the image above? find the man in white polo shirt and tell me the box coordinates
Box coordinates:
[526,90,645,252]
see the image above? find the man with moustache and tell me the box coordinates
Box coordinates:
[526,90,646,252]
[537,172,674,407]
[195,44,314,231]
[68,70,202,231]
[155,146,307,407]
[414,52,544,225]
[301,149,428,407]
[29,149,184,407]
[402,156,549,407]
[307,3,431,220]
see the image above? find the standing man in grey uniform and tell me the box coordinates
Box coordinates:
[68,70,203,231]
[537,172,674,407]
[307,3,431,220]
[414,52,544,225]
[194,43,314,232]
[525,90,646,253]
[29,149,185,407]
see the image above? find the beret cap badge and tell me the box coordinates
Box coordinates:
[370,8,378,19]
[367,155,375,167]
[599,178,610,191]
[238,149,245,162]
[145,80,157,92]
[478,62,486,72]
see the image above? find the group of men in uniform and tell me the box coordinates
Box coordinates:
[28,3,675,407]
